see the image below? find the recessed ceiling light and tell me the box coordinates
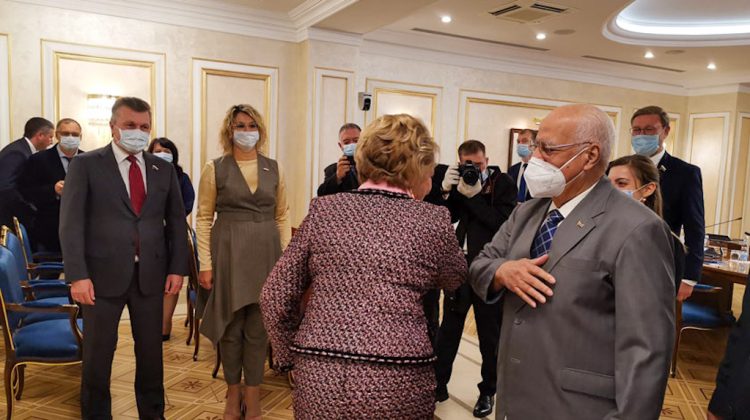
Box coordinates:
[441,15,452,23]
[536,33,547,40]
[644,51,654,59]
[707,62,717,70]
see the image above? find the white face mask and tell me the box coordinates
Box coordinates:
[153,151,173,163]
[523,146,589,198]
[59,135,81,151]
[118,128,150,154]
[233,131,260,151]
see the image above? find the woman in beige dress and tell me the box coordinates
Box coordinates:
[196,104,290,420]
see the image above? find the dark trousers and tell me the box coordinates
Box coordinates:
[81,270,165,419]
[435,282,502,396]
[423,288,441,350]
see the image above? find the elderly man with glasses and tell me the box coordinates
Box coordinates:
[470,104,676,420]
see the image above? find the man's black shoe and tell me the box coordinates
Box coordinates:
[472,394,494,418]
[435,386,449,403]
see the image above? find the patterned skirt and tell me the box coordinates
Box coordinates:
[292,354,436,419]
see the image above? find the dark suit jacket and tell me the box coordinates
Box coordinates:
[709,283,750,419]
[0,138,34,227]
[659,152,704,282]
[59,143,189,297]
[316,162,359,196]
[18,144,83,251]
[446,166,517,263]
[508,161,532,202]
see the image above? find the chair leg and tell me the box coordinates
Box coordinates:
[4,360,15,420]
[193,317,201,361]
[212,342,221,378]
[671,329,682,378]
[185,309,194,346]
[14,364,25,400]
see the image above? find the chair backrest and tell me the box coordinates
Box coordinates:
[12,216,32,268]
[0,231,28,331]
[1,226,30,282]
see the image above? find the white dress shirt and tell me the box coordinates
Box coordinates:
[548,181,597,222]
[111,142,147,197]
[57,145,74,173]
[650,148,666,166]
[24,137,38,154]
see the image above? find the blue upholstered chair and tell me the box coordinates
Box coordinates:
[0,241,83,419]
[1,226,68,299]
[13,217,63,263]
[12,217,64,277]
[670,284,734,377]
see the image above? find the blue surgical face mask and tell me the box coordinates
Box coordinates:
[153,151,173,163]
[118,128,150,154]
[622,183,651,199]
[342,143,357,157]
[516,144,532,159]
[59,135,80,151]
[233,131,259,151]
[631,134,660,156]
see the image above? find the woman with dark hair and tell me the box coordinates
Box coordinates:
[148,137,195,215]
[147,137,196,341]
[608,154,684,290]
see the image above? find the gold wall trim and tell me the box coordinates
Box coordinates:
[199,68,271,169]
[0,33,11,144]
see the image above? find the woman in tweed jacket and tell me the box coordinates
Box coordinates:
[261,114,467,419]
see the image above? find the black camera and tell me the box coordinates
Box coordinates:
[458,160,481,185]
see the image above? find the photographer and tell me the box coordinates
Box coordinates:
[435,140,516,418]
[317,123,361,196]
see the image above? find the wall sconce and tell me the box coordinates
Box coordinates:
[533,117,543,126]
[86,94,118,126]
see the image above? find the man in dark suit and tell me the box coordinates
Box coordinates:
[507,128,535,203]
[19,118,84,252]
[316,123,360,196]
[60,97,188,419]
[708,283,750,420]
[631,105,704,301]
[435,140,517,417]
[0,117,54,228]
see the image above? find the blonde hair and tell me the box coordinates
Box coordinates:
[355,114,438,191]
[219,104,268,155]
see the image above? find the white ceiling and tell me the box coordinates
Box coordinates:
[194,0,308,14]
[317,0,750,90]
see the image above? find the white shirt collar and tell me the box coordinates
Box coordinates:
[549,181,598,219]
[650,148,666,166]
[111,141,143,163]
[24,137,38,154]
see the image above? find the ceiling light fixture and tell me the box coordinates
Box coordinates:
[644,51,654,59]
[707,62,717,70]
[441,15,452,23]
[536,33,547,40]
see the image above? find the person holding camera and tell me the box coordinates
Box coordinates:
[316,123,361,196]
[435,140,517,417]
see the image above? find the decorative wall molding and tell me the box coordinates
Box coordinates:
[310,67,354,198]
[364,78,442,136]
[457,90,621,159]
[40,39,166,136]
[190,58,278,193]
[0,33,11,148]
[686,112,731,233]
[730,112,750,235]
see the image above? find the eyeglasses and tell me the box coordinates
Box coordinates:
[232,123,257,130]
[529,141,591,155]
[630,126,662,136]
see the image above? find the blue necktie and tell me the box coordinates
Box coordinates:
[517,163,528,202]
[530,209,564,258]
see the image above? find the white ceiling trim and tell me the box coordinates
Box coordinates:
[290,0,358,29]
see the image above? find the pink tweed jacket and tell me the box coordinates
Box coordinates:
[260,189,467,370]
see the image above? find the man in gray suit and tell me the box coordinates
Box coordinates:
[0,117,54,228]
[470,104,675,419]
[60,97,188,419]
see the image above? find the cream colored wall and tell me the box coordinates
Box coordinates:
[3,1,746,230]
